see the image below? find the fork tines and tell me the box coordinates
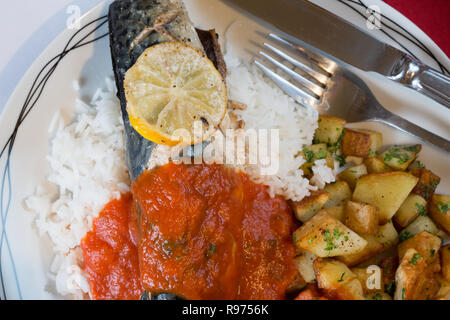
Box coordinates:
[255,34,333,108]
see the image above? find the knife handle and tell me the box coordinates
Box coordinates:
[390,56,450,109]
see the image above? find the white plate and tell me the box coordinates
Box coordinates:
[0,0,449,300]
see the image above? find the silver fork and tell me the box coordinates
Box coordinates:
[255,34,450,153]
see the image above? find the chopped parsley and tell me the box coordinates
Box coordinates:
[302,147,327,164]
[399,231,413,242]
[430,249,436,258]
[333,227,344,240]
[373,293,382,300]
[420,180,439,200]
[315,148,328,160]
[337,272,345,283]
[302,149,315,163]
[386,281,396,296]
[402,287,406,300]
[328,129,346,166]
[383,147,410,165]
[437,202,450,214]
[416,160,425,169]
[335,154,346,167]
[408,253,421,266]
[293,234,297,247]
[416,203,427,216]
[323,228,338,252]
[404,145,420,153]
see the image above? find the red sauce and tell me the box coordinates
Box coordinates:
[295,284,328,300]
[81,194,143,300]
[132,163,298,300]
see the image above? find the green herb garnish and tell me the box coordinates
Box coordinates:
[335,154,346,167]
[416,203,427,216]
[437,202,450,214]
[386,281,396,296]
[408,253,421,265]
[303,149,315,163]
[323,229,338,252]
[399,231,413,242]
[384,147,410,165]
[373,293,382,300]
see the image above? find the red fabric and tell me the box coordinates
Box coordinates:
[383,0,450,57]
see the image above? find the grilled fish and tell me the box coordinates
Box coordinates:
[109,0,205,181]
[108,0,226,300]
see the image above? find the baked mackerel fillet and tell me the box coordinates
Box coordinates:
[109,0,205,181]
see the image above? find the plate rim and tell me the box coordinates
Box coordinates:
[0,0,448,300]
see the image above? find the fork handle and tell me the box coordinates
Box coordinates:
[375,111,450,153]
[390,56,450,109]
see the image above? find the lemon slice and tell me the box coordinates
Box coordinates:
[124,41,227,146]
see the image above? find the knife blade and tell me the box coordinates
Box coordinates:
[225,0,450,108]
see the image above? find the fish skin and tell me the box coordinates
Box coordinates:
[108,0,204,181]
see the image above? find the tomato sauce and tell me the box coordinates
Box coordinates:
[81,194,143,300]
[132,163,298,300]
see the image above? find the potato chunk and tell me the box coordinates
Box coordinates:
[394,248,440,300]
[314,115,346,145]
[344,201,379,235]
[441,244,450,282]
[338,221,397,267]
[323,181,352,208]
[380,145,421,171]
[341,129,382,158]
[352,172,418,224]
[345,156,364,165]
[300,144,333,177]
[318,206,345,222]
[314,258,365,300]
[399,216,439,242]
[429,194,450,234]
[293,212,367,257]
[434,278,450,300]
[291,190,329,223]
[294,250,318,283]
[364,157,391,174]
[337,235,383,267]
[394,194,427,228]
[398,231,441,265]
[337,164,368,190]
[375,221,399,247]
[410,168,440,201]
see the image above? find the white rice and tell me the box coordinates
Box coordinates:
[25,78,129,299]
[26,51,335,299]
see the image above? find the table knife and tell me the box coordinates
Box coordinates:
[225,0,450,108]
